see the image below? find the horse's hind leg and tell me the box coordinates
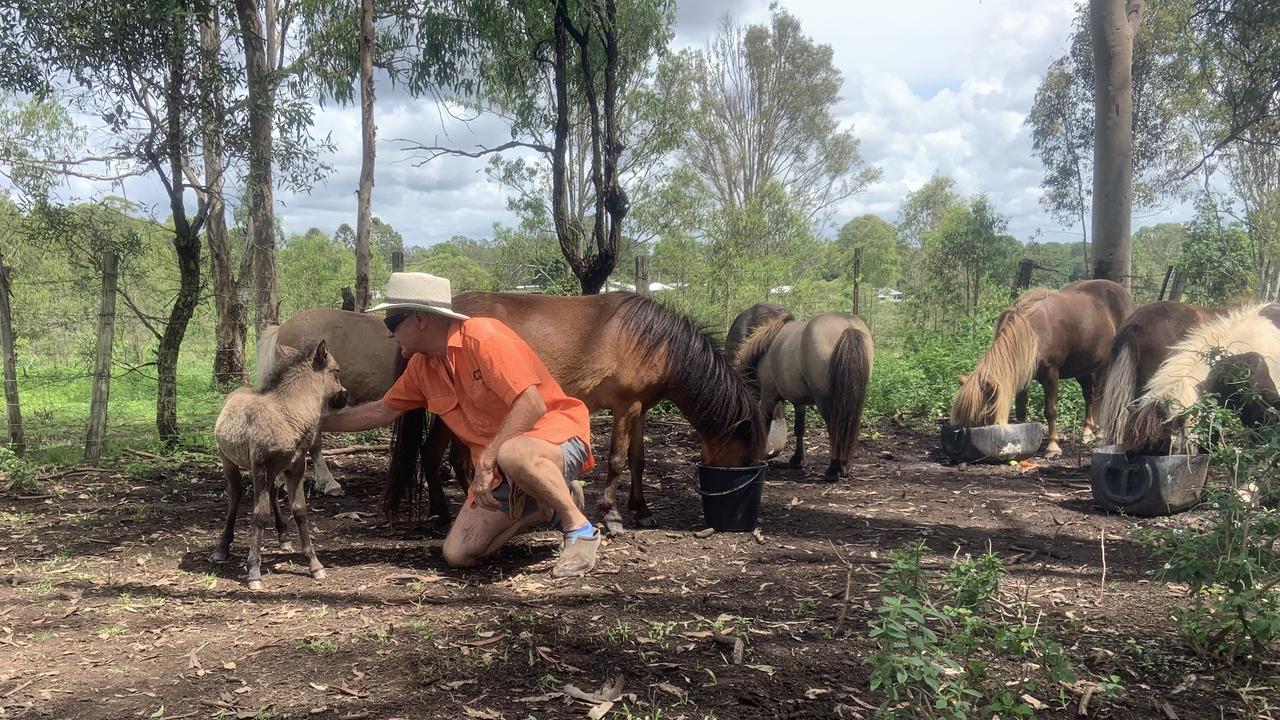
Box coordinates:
[601,402,641,535]
[270,482,293,552]
[1042,369,1062,459]
[246,467,274,590]
[311,436,344,497]
[1079,374,1098,443]
[211,456,243,562]
[627,407,654,528]
[285,457,325,580]
[787,403,806,467]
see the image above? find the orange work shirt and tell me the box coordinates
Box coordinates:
[381,317,595,486]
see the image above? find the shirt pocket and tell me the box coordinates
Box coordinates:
[425,393,459,418]
[462,380,503,434]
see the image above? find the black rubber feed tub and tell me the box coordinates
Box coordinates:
[940,422,1045,463]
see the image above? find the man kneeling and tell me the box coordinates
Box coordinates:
[321,272,600,577]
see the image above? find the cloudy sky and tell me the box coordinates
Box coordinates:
[66,0,1193,248]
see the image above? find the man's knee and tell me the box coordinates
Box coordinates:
[441,535,480,568]
[496,436,559,479]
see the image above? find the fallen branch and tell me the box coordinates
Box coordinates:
[322,444,389,456]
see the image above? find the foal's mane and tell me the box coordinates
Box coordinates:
[258,340,322,393]
[733,312,795,385]
[615,294,764,450]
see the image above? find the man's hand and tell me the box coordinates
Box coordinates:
[471,458,500,512]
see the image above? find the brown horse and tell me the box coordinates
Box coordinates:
[735,310,874,480]
[1123,303,1280,454]
[214,341,349,590]
[950,279,1135,458]
[387,291,766,533]
[1097,301,1226,444]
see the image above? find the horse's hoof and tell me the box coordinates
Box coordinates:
[209,548,228,562]
[1044,448,1063,460]
[278,541,294,552]
[635,514,658,528]
[323,486,345,497]
[603,517,627,537]
[821,473,842,483]
[311,568,327,580]
[247,580,264,591]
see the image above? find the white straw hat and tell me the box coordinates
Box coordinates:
[366,272,469,320]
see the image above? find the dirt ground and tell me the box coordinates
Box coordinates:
[1,416,1276,720]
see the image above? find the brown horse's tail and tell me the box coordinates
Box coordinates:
[950,310,1038,426]
[254,323,281,388]
[1098,334,1139,444]
[821,326,873,463]
[381,353,426,518]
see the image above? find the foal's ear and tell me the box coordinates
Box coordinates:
[312,340,329,369]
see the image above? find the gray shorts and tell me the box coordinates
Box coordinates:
[492,436,589,517]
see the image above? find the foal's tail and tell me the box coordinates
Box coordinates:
[822,326,873,463]
[950,311,1038,426]
[1098,336,1139,444]
[254,324,281,388]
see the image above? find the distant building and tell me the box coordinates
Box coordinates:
[876,287,904,302]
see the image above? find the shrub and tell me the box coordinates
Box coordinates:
[866,542,1114,718]
[0,446,39,491]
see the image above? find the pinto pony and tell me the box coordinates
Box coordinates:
[214,341,349,590]
[735,310,874,481]
[385,292,766,533]
[1122,303,1280,455]
[950,279,1134,458]
[1096,301,1226,444]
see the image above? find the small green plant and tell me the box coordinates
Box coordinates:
[866,542,1098,719]
[96,625,128,639]
[0,447,39,491]
[1138,375,1280,665]
[297,637,336,654]
[406,618,436,640]
[603,619,633,643]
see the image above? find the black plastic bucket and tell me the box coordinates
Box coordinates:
[1090,445,1209,516]
[696,462,767,532]
[940,422,1044,463]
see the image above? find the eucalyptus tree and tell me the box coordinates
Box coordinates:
[0,0,215,441]
[683,10,880,226]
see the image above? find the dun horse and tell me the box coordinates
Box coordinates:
[727,303,799,462]
[735,309,874,481]
[214,341,349,590]
[257,309,418,500]
[386,291,766,533]
[951,279,1134,458]
[1123,303,1280,455]
[1097,301,1226,444]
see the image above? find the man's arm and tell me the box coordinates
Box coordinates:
[471,386,546,510]
[320,399,402,433]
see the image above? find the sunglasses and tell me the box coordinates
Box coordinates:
[383,312,412,332]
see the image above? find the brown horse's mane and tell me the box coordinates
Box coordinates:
[616,294,765,451]
[733,312,795,389]
[258,340,322,393]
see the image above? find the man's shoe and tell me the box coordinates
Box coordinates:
[552,529,600,578]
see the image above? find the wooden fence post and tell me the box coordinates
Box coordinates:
[1158,265,1175,301]
[1010,259,1034,301]
[85,252,119,462]
[391,250,404,273]
[635,255,649,297]
[1168,270,1185,302]
[0,253,24,456]
[852,246,861,316]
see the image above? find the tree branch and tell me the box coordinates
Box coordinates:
[394,138,553,165]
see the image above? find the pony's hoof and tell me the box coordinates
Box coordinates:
[311,568,327,580]
[821,473,843,483]
[635,514,658,528]
[322,485,345,497]
[278,541,294,552]
[247,580,264,591]
[209,548,228,562]
[603,517,627,537]
[1044,447,1063,460]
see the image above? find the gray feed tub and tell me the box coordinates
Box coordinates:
[940,423,1044,463]
[1090,445,1209,516]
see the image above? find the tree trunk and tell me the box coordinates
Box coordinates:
[202,6,248,389]
[551,0,583,288]
[85,252,119,462]
[0,254,24,456]
[1089,0,1143,287]
[155,58,205,443]
[635,254,648,296]
[236,0,279,338]
[354,0,376,311]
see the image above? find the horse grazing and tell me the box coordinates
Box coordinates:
[214,341,349,590]
[386,291,766,533]
[257,309,407,498]
[1097,301,1226,444]
[735,310,874,481]
[951,279,1135,458]
[1122,303,1280,455]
